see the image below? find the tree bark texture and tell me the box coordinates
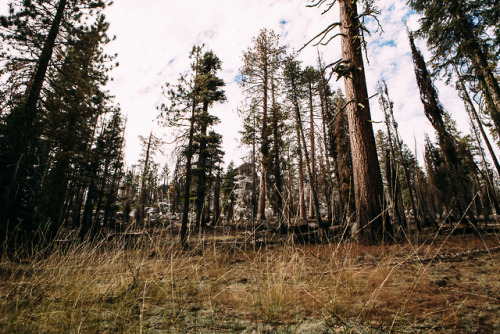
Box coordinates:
[339,0,391,243]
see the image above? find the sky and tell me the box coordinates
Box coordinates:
[0,0,483,169]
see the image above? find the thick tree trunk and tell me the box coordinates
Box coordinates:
[339,0,391,243]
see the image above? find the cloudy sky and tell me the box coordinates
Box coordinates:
[1,0,479,168]
[103,0,475,169]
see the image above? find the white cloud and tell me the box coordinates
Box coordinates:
[99,0,485,169]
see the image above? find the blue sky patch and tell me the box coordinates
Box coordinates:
[234,74,243,83]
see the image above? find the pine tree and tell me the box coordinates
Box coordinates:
[79,110,125,240]
[408,0,500,135]
[40,18,115,238]
[192,51,225,229]
[135,132,163,226]
[307,0,391,242]
[317,54,335,223]
[159,46,202,247]
[377,80,419,231]
[283,57,324,228]
[302,66,320,218]
[240,29,286,223]
[409,32,481,225]
[0,1,113,247]
[159,46,225,247]
[238,101,259,225]
[284,60,308,222]
[221,162,237,224]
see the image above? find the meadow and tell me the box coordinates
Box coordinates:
[0,226,498,333]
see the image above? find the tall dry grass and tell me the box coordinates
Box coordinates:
[0,225,498,333]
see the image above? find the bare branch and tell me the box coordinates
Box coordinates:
[299,22,341,52]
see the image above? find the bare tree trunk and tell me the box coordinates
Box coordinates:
[251,122,257,229]
[380,81,419,231]
[180,53,201,247]
[213,170,221,226]
[194,101,210,229]
[271,77,284,231]
[298,112,324,229]
[339,0,391,243]
[456,68,500,177]
[257,55,269,222]
[318,77,334,223]
[296,119,307,221]
[288,65,323,228]
[137,132,152,226]
[22,0,68,146]
[308,81,316,218]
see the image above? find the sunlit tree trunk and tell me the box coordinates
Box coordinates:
[339,0,391,243]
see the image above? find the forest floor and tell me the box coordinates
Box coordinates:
[0,222,499,333]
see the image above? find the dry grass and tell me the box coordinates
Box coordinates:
[0,228,499,333]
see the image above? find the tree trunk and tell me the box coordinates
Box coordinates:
[180,64,200,247]
[251,122,258,228]
[271,78,284,231]
[257,54,269,222]
[290,72,324,229]
[296,123,307,221]
[137,132,152,226]
[339,0,391,243]
[456,69,500,177]
[308,81,316,218]
[195,101,210,229]
[213,170,221,225]
[471,46,500,134]
[461,83,500,217]
[318,79,334,223]
[380,81,418,230]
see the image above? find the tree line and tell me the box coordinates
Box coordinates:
[0,0,498,252]
[0,0,124,252]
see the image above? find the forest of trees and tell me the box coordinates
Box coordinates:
[0,0,498,252]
